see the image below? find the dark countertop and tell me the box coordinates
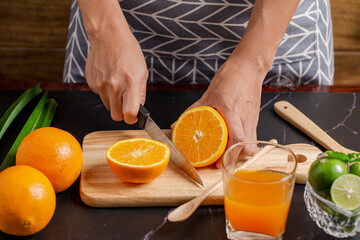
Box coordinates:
[0,85,359,240]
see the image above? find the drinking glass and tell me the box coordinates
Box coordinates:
[221,141,297,240]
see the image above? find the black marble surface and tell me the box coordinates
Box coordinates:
[0,90,359,240]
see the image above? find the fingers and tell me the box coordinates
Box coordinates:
[122,90,140,125]
[215,130,256,169]
[215,108,257,168]
[122,77,147,124]
[86,63,147,124]
[215,117,246,169]
[95,77,146,124]
[139,79,147,105]
[108,92,124,122]
[100,78,123,121]
[216,159,221,168]
[99,93,111,111]
[227,117,257,155]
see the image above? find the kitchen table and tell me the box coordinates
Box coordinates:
[0,83,359,240]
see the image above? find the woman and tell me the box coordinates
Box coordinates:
[64,0,334,148]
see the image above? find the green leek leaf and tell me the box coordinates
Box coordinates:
[0,84,42,140]
[0,91,49,171]
[36,98,58,129]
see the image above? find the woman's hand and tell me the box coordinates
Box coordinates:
[85,25,148,124]
[78,0,148,124]
[185,53,267,167]
[189,56,263,143]
[182,0,300,167]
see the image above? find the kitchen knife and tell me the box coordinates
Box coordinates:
[137,104,205,187]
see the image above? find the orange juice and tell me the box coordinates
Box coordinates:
[224,169,293,237]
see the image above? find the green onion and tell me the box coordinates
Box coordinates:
[0,84,42,141]
[36,98,58,129]
[0,91,52,171]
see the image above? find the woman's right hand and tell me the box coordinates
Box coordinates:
[84,20,148,125]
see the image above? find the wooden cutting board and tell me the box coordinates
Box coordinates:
[80,130,322,207]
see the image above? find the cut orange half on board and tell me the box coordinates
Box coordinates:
[172,106,228,167]
[106,138,170,183]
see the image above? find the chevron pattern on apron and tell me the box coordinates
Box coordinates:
[64,0,334,85]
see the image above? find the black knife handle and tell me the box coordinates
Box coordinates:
[137,104,150,129]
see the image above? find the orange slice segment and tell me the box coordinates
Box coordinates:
[172,106,228,167]
[106,138,170,183]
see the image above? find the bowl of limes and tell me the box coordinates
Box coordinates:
[304,151,360,238]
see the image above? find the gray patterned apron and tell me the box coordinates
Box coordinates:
[64,0,334,86]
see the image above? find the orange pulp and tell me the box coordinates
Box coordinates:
[224,169,292,237]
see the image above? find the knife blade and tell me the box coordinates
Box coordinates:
[137,104,205,187]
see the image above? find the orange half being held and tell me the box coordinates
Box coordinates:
[172,106,228,167]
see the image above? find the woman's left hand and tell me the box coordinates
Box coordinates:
[185,55,267,167]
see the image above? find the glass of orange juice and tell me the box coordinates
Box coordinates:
[221,141,297,240]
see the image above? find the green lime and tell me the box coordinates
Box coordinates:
[308,157,348,192]
[330,174,360,211]
[318,200,339,216]
[350,162,360,177]
[314,188,331,200]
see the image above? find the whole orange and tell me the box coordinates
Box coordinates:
[0,165,56,236]
[16,127,83,193]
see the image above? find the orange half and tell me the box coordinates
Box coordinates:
[106,138,170,183]
[172,106,228,167]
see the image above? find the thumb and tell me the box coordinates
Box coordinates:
[139,80,147,105]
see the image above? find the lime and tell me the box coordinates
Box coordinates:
[318,200,340,216]
[314,188,331,200]
[330,174,360,211]
[308,157,348,192]
[350,162,360,177]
